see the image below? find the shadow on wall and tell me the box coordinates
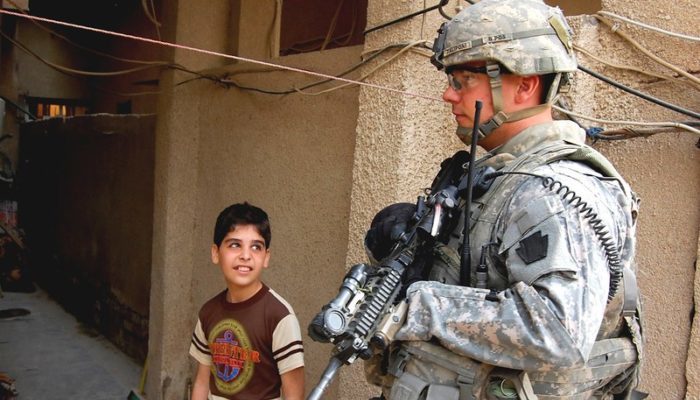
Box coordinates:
[16,114,155,362]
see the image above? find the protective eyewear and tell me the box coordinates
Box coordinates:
[445,64,507,91]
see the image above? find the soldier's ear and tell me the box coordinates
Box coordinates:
[514,75,541,105]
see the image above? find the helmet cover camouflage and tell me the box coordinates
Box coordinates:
[432,0,577,75]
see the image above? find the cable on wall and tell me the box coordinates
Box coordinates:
[141,0,161,40]
[596,11,700,42]
[594,15,700,86]
[0,6,696,137]
[4,0,171,66]
[578,65,700,121]
[364,0,450,36]
[573,44,700,91]
[553,103,700,136]
[0,8,444,102]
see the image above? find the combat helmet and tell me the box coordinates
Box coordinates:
[432,0,577,140]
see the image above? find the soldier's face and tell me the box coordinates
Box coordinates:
[442,63,518,133]
[443,69,493,129]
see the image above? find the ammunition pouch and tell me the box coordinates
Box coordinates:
[386,341,488,400]
[386,337,639,400]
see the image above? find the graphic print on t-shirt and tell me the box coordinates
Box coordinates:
[209,319,262,395]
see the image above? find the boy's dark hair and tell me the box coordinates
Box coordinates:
[213,202,271,248]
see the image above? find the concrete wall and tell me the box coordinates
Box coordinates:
[18,114,155,362]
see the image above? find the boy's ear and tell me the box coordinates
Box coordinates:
[211,244,220,264]
[263,248,271,269]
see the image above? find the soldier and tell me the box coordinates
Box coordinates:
[363,0,644,399]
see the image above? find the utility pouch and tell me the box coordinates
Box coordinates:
[389,372,428,400]
[387,372,462,400]
[426,384,460,400]
[387,341,487,400]
[388,370,462,400]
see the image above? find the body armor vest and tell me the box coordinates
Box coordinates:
[387,138,643,400]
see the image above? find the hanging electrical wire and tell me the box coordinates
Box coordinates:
[0,2,357,97]
[594,15,700,86]
[0,31,167,76]
[4,0,175,70]
[283,0,359,54]
[1,5,695,121]
[577,64,700,120]
[0,28,226,97]
[320,0,345,51]
[292,40,429,95]
[553,103,700,136]
[364,0,450,35]
[596,11,700,42]
[141,0,162,40]
[587,126,690,141]
[216,41,431,96]
[573,44,700,91]
[568,11,700,135]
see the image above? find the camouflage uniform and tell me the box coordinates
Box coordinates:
[364,1,643,398]
[366,121,643,399]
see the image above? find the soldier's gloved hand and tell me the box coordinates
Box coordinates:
[364,202,416,264]
[307,309,331,343]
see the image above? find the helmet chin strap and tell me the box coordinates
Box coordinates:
[454,63,553,146]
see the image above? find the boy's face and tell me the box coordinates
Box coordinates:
[211,224,270,299]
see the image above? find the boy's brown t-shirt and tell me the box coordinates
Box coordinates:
[189,284,304,400]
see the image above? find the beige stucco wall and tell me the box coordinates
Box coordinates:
[191,49,361,398]
[568,3,700,396]
[147,1,361,398]
[147,0,698,399]
[692,234,700,397]
[338,2,464,398]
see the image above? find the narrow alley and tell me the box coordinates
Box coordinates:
[0,288,143,400]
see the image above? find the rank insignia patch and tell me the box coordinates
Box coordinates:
[516,230,548,264]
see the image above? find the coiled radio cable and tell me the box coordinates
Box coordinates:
[488,171,623,302]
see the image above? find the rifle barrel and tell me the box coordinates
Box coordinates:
[307,356,344,400]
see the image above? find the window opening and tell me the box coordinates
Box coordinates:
[279,0,367,56]
[26,97,90,119]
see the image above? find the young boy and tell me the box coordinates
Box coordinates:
[189,202,304,400]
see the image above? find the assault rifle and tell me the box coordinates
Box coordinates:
[307,101,485,400]
[306,150,471,400]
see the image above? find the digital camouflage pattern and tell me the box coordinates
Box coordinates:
[368,121,642,399]
[435,0,577,75]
